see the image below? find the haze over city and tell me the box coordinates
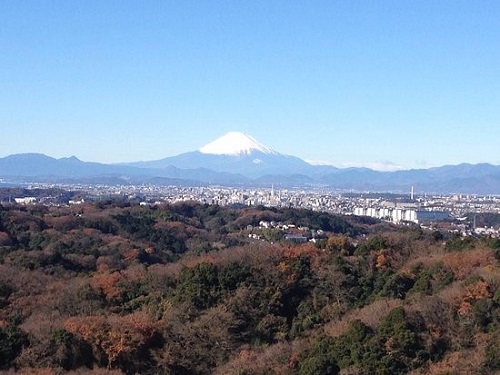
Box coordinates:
[1,1,499,170]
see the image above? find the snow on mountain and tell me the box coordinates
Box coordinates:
[124,131,312,177]
[199,132,278,156]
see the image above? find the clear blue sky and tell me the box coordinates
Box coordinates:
[1,1,499,170]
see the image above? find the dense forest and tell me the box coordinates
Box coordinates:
[0,200,498,374]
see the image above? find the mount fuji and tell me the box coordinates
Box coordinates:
[127,132,315,178]
[3,132,500,193]
[199,132,277,156]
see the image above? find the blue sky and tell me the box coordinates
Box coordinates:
[1,1,499,170]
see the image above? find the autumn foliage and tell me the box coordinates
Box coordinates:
[0,201,498,374]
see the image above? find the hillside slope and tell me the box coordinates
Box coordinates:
[0,202,498,374]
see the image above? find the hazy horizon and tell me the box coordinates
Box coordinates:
[3,129,500,173]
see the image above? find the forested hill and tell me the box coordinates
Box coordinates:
[0,201,498,374]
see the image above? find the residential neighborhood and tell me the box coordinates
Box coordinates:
[3,182,500,237]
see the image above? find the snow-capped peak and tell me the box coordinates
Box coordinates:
[199,132,277,156]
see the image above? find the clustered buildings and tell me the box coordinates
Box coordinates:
[352,206,450,224]
[5,182,500,236]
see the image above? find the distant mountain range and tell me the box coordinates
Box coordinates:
[1,132,500,194]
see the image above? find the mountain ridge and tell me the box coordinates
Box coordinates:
[2,132,500,194]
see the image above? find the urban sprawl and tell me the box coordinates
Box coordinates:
[7,183,500,238]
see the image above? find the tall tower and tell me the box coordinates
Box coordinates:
[411,186,414,200]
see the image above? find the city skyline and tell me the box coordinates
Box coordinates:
[1,1,499,170]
